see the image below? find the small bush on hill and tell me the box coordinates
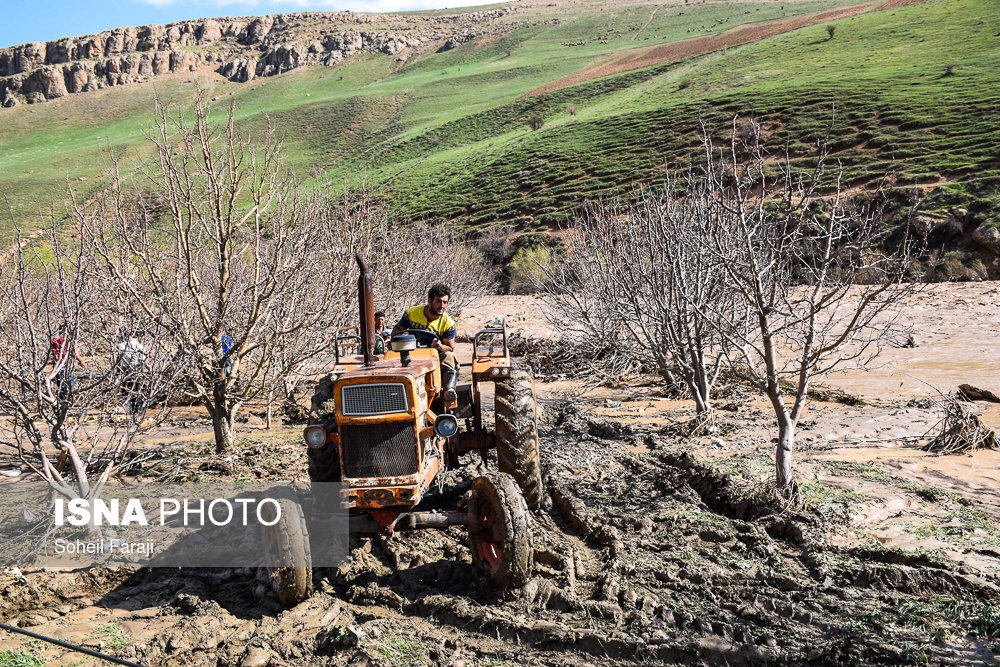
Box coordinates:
[509,245,555,294]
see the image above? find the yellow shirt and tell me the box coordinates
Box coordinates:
[398,305,456,345]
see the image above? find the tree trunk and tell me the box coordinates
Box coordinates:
[764,383,796,489]
[212,410,235,453]
[692,385,710,414]
[208,383,236,453]
[775,414,795,489]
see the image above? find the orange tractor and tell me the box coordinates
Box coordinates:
[262,256,543,604]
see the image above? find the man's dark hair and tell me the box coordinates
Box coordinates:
[428,283,451,301]
[374,310,386,319]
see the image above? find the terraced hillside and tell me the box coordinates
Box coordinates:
[1,0,998,273]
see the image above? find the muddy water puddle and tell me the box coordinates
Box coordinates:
[809,442,1000,491]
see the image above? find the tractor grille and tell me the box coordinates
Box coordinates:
[341,383,408,416]
[340,423,419,478]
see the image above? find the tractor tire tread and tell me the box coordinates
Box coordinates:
[494,366,543,510]
[262,489,313,606]
[468,472,532,588]
[309,375,341,482]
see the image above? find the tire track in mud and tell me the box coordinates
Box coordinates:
[4,400,1000,665]
[310,403,1000,665]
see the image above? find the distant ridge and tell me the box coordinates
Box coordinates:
[0,7,517,108]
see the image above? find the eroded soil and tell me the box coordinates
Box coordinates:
[1,284,999,666]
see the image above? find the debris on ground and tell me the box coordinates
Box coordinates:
[959,383,1000,404]
[924,395,1000,454]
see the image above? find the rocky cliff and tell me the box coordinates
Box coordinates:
[0,8,515,107]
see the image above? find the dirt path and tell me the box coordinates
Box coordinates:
[633,6,659,41]
[518,0,908,99]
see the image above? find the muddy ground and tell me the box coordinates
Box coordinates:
[1,284,999,666]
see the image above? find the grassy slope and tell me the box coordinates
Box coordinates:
[360,0,1000,230]
[0,0,997,235]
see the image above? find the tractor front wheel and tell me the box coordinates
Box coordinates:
[309,375,341,482]
[260,489,313,606]
[495,366,543,510]
[466,472,532,588]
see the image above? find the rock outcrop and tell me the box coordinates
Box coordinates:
[0,9,516,106]
[971,223,1000,256]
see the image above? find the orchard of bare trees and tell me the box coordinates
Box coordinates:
[542,116,922,495]
[0,94,496,514]
[0,100,924,517]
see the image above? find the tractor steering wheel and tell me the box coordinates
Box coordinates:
[400,328,442,348]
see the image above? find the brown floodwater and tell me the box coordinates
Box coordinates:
[812,445,1000,490]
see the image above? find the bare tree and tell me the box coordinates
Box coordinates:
[77,94,370,453]
[371,221,498,323]
[540,182,738,411]
[692,117,920,491]
[0,216,184,533]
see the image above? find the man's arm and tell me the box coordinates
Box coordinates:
[74,342,88,368]
[434,337,456,353]
[433,321,457,353]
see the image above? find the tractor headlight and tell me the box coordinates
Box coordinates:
[500,367,509,376]
[434,414,459,438]
[304,425,328,448]
[491,367,500,376]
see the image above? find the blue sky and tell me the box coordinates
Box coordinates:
[2,0,467,49]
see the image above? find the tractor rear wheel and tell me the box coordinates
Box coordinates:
[260,489,313,606]
[467,472,532,588]
[495,366,543,510]
[309,375,341,482]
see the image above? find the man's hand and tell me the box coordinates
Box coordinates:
[431,339,443,352]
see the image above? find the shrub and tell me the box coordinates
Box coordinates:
[476,225,514,266]
[508,245,555,294]
[527,114,544,131]
[567,104,577,116]
[936,251,982,281]
[826,25,835,39]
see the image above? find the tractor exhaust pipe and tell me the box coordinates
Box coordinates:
[356,254,375,367]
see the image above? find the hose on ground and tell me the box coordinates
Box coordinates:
[0,621,145,666]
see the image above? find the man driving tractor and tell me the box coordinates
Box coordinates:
[391,283,458,403]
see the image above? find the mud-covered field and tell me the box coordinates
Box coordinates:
[2,285,1000,666]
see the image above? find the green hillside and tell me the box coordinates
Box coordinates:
[1,0,997,251]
